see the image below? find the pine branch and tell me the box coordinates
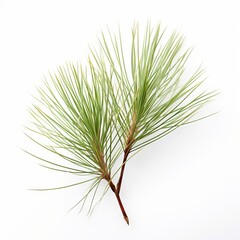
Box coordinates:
[25,22,217,225]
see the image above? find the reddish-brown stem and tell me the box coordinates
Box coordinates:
[98,133,129,224]
[116,112,137,194]
[99,148,129,224]
[106,178,129,225]
[116,147,131,194]
[115,192,129,225]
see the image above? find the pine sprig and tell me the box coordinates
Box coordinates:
[25,23,217,225]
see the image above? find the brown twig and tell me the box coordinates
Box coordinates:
[116,112,137,194]
[105,175,129,225]
[99,113,138,225]
[116,146,131,195]
[98,147,129,225]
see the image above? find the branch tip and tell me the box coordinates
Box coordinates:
[124,216,129,225]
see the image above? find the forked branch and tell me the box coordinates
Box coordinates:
[26,23,217,226]
[104,174,129,224]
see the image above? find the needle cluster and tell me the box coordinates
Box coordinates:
[26,23,216,224]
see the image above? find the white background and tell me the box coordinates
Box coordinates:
[0,0,239,239]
